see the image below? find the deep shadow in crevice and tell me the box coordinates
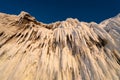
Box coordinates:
[89,36,107,48]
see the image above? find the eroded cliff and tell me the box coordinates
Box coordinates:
[0,11,120,80]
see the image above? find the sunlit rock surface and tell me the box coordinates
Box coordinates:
[0,11,120,80]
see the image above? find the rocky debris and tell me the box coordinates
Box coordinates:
[0,11,120,80]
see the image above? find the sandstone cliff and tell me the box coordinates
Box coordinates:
[0,11,120,80]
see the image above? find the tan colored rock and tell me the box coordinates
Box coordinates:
[0,12,120,80]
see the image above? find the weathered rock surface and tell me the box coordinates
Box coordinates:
[0,11,120,80]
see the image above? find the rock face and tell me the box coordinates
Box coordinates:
[0,11,120,80]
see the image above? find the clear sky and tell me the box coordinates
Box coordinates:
[0,0,120,23]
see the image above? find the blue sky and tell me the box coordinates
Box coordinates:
[0,0,120,23]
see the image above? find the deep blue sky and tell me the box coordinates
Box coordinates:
[0,0,120,23]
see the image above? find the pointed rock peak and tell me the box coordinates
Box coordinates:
[89,22,97,24]
[18,11,36,21]
[65,18,79,22]
[58,18,80,28]
[19,11,29,16]
[66,18,79,24]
